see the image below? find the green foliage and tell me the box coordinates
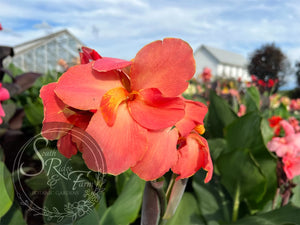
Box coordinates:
[0,162,14,218]
[100,173,145,225]
[207,90,238,138]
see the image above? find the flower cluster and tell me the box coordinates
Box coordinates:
[40,38,213,182]
[267,119,300,179]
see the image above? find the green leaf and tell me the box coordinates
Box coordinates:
[74,193,107,225]
[0,203,26,225]
[260,118,274,147]
[207,138,228,174]
[24,100,44,126]
[100,173,145,225]
[291,176,300,207]
[234,204,300,225]
[245,86,260,113]
[40,149,102,224]
[115,169,132,195]
[25,172,49,191]
[207,90,238,138]
[224,112,277,210]
[0,161,14,218]
[165,193,205,225]
[192,171,232,225]
[273,104,290,119]
[217,149,267,210]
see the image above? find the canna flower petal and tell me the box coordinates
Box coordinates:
[283,154,300,180]
[100,87,129,126]
[55,62,122,110]
[175,100,208,137]
[131,127,178,180]
[280,120,295,136]
[83,104,148,174]
[130,38,195,97]
[172,133,213,182]
[80,46,102,64]
[40,82,71,139]
[57,131,78,158]
[93,57,132,72]
[128,88,185,130]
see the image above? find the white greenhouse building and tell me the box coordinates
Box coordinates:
[3,29,83,73]
[194,45,250,82]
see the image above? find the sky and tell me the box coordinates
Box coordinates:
[1,0,300,89]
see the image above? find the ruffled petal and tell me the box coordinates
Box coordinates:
[80,46,102,64]
[100,87,129,126]
[131,128,178,180]
[172,133,213,182]
[83,104,148,175]
[55,62,122,110]
[128,88,185,130]
[267,137,293,157]
[130,38,195,97]
[40,82,72,139]
[93,57,132,72]
[57,131,78,158]
[176,100,208,137]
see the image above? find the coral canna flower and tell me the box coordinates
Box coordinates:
[42,38,198,180]
[172,100,213,182]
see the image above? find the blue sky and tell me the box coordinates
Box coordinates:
[1,0,300,88]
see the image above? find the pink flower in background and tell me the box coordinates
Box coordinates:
[0,83,10,124]
[288,117,300,133]
[201,67,212,82]
[290,99,300,111]
[237,104,246,117]
[282,154,300,180]
[0,23,3,31]
[267,120,300,179]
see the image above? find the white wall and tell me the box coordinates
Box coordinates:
[194,47,218,80]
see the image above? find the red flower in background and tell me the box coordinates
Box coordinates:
[0,83,10,124]
[41,38,212,181]
[258,79,266,87]
[0,23,3,31]
[268,115,282,136]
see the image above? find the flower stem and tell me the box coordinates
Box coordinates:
[232,185,240,222]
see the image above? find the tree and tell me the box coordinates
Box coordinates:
[248,43,291,88]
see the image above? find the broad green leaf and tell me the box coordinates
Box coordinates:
[25,172,49,191]
[260,118,274,147]
[207,90,237,138]
[165,193,205,225]
[224,112,277,210]
[291,176,300,207]
[245,86,260,113]
[0,203,26,225]
[234,204,300,225]
[40,149,103,224]
[217,149,267,208]
[24,101,44,126]
[74,193,107,225]
[115,169,132,195]
[0,161,14,218]
[273,104,290,119]
[192,171,232,225]
[207,138,228,175]
[100,173,145,225]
